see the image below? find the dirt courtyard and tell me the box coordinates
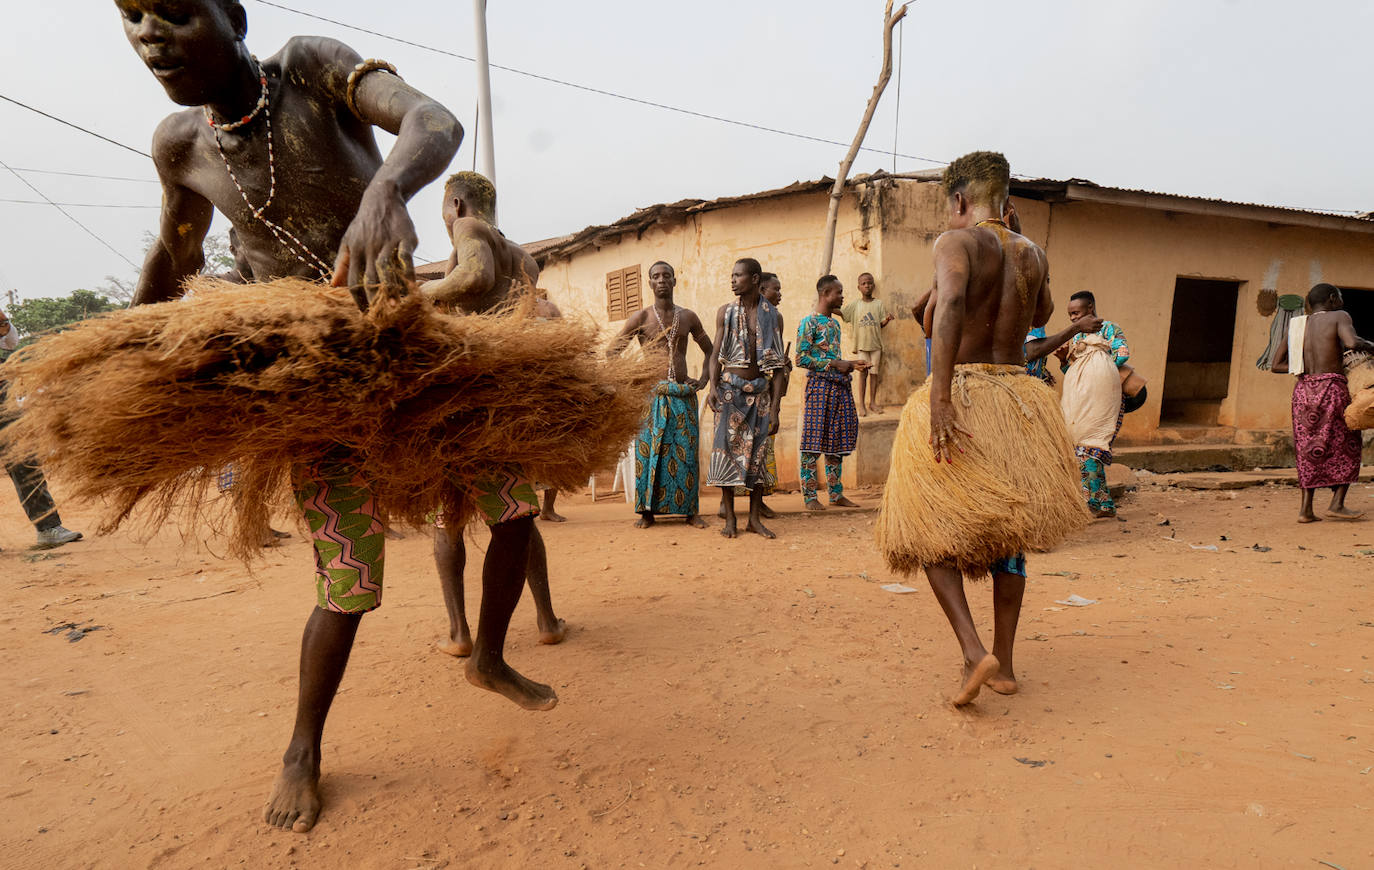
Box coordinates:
[3,476,1372,868]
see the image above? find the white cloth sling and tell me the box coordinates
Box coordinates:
[1287,315,1308,376]
[1061,334,1121,451]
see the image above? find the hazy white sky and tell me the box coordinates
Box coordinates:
[2,0,1371,301]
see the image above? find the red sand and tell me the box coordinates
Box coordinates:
[3,480,1372,868]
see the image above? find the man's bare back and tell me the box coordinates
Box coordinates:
[1304,309,1360,374]
[424,217,538,314]
[929,224,1050,367]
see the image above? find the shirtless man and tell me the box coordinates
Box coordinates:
[421,170,568,666]
[1273,283,1374,522]
[116,0,483,834]
[878,151,1085,706]
[705,258,787,539]
[608,261,714,529]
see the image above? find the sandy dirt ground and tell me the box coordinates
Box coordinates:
[3,476,1373,869]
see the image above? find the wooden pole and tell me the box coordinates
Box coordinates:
[818,0,909,277]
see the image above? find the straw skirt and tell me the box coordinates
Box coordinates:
[876,364,1089,579]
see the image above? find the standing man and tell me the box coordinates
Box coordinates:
[720,272,789,520]
[876,151,1087,706]
[706,258,787,539]
[608,261,713,529]
[1054,291,1130,518]
[0,310,83,550]
[1273,283,1372,522]
[422,170,568,668]
[115,0,513,834]
[839,272,893,415]
[797,275,867,510]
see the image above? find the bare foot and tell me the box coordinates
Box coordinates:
[716,507,728,519]
[985,675,1019,695]
[1297,513,1321,524]
[634,513,655,529]
[858,407,869,418]
[437,635,473,657]
[953,654,1000,706]
[721,515,738,538]
[1091,508,1117,519]
[264,757,321,833]
[465,656,558,710]
[538,618,567,645]
[540,511,568,523]
[1326,507,1365,520]
[759,501,777,519]
[804,500,827,512]
[746,517,776,539]
[687,514,708,529]
[830,496,861,508]
[271,528,292,539]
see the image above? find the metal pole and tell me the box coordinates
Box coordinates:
[472,0,497,225]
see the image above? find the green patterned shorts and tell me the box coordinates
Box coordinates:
[293,461,387,615]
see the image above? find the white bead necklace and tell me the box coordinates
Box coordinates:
[207,57,333,281]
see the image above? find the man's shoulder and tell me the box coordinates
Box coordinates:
[272,36,362,80]
[150,109,206,171]
[451,216,500,244]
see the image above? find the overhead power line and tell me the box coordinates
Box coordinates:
[0,198,160,208]
[251,0,947,166]
[0,155,141,270]
[0,94,151,159]
[10,166,160,184]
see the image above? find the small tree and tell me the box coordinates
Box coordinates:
[7,289,121,348]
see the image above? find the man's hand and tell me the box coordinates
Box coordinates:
[1074,314,1103,336]
[833,359,869,375]
[332,181,418,305]
[768,406,781,436]
[706,386,720,412]
[929,396,972,464]
[1052,343,1072,364]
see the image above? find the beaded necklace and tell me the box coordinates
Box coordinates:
[207,57,333,281]
[651,303,680,381]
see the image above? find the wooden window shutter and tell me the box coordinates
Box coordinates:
[622,265,642,316]
[606,269,625,320]
[605,264,642,321]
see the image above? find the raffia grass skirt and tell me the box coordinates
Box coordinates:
[876,364,1089,579]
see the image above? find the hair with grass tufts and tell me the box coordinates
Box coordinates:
[942,151,1010,209]
[444,171,497,223]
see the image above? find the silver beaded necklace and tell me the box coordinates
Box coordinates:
[207,57,333,281]
[651,304,680,381]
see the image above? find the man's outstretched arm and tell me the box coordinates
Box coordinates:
[310,39,462,293]
[606,311,644,358]
[1338,312,1374,353]
[134,120,214,306]
[420,220,496,309]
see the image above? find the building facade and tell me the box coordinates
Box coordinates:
[520,172,1374,486]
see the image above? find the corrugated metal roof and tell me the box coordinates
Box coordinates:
[497,171,1374,265]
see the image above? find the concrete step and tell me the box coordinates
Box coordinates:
[1150,424,1237,444]
[1115,442,1296,473]
[1118,440,1374,473]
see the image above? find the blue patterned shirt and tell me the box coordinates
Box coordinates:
[796,313,842,371]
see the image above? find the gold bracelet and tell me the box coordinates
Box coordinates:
[345,59,401,122]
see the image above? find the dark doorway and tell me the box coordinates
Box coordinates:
[1341,286,1374,339]
[1160,278,1241,426]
